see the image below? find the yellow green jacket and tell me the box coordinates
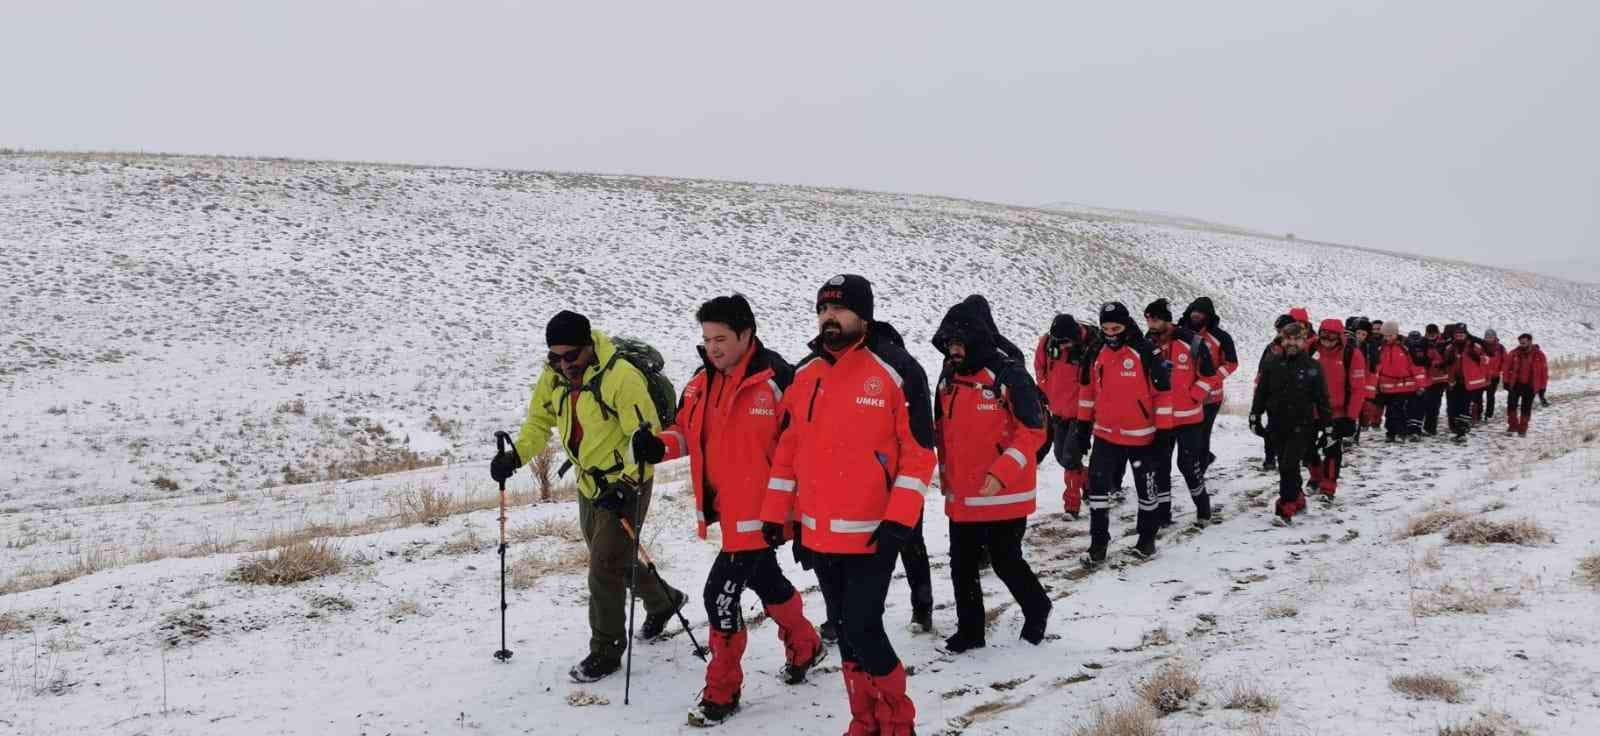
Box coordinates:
[513,330,658,498]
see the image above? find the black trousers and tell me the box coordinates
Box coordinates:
[704,548,798,634]
[813,548,900,676]
[1087,438,1157,551]
[823,515,931,630]
[1200,402,1221,469]
[1479,378,1500,419]
[1263,432,1278,465]
[1152,424,1208,506]
[1269,423,1314,502]
[948,518,1049,639]
[1446,385,1481,437]
[1507,384,1536,420]
[1422,384,1446,434]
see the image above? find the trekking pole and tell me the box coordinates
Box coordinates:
[492,431,514,662]
[624,475,641,705]
[618,517,708,661]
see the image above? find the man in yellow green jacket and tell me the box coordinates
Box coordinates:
[490,310,686,683]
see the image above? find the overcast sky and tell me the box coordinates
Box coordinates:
[5,1,1596,280]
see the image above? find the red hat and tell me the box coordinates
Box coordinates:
[1289,307,1310,324]
[1319,318,1344,333]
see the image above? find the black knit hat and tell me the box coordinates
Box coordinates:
[816,274,874,322]
[1144,298,1173,323]
[1098,301,1133,328]
[1050,314,1081,342]
[1274,314,1295,331]
[545,310,593,347]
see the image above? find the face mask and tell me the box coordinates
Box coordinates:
[1104,333,1124,349]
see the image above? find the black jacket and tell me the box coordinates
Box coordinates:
[1251,351,1332,429]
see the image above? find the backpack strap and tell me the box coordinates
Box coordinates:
[581,353,624,420]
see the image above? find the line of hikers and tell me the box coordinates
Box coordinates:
[487,276,1551,734]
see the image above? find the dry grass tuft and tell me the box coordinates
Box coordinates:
[229,539,344,585]
[0,610,28,635]
[1223,682,1279,713]
[508,546,590,589]
[1263,604,1299,619]
[1437,710,1530,736]
[1073,700,1161,736]
[1138,661,1201,715]
[393,484,455,526]
[1415,582,1522,617]
[387,598,428,620]
[1579,553,1600,589]
[1390,672,1465,703]
[1402,509,1470,538]
[1445,518,1552,546]
[510,517,585,544]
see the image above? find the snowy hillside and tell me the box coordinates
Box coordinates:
[4,151,1600,735]
[3,151,1596,515]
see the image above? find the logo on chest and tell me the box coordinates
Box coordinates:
[1120,357,1137,377]
[857,376,888,407]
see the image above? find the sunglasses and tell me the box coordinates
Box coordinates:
[548,348,585,365]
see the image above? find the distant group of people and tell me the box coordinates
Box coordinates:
[488,276,1553,734]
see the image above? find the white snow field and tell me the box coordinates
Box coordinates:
[3,151,1599,735]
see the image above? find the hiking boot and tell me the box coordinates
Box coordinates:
[569,653,621,683]
[1129,537,1158,559]
[1273,496,1306,526]
[781,641,827,685]
[1081,546,1107,569]
[687,694,741,727]
[1020,602,1052,645]
[942,629,986,654]
[819,620,840,643]
[1193,493,1212,525]
[910,606,934,634]
[639,588,688,640]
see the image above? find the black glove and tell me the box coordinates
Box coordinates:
[761,521,787,549]
[593,479,635,516]
[1248,414,1265,437]
[866,520,914,558]
[490,445,522,483]
[631,427,666,465]
[1334,418,1356,439]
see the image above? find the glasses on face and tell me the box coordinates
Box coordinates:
[548,348,584,365]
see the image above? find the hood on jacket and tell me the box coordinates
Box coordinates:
[934,297,1000,373]
[958,294,1026,363]
[1184,296,1220,329]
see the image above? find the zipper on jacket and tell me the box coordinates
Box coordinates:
[1137,399,1151,421]
[806,379,823,421]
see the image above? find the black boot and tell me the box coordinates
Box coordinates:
[1020,601,1052,645]
[943,629,986,654]
[569,653,622,683]
[910,583,934,633]
[687,693,741,727]
[1193,492,1212,525]
[819,620,839,643]
[639,588,688,640]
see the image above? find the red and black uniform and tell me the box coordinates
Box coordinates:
[1307,322,1368,495]
[1477,336,1507,420]
[933,298,1051,648]
[1373,335,1427,439]
[1183,297,1238,471]
[1358,333,1384,428]
[655,339,821,707]
[1076,304,1172,559]
[1035,315,1096,515]
[1503,341,1548,435]
[1440,326,1490,439]
[761,319,934,736]
[1421,331,1450,435]
[1148,323,1217,524]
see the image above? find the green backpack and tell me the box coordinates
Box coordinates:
[587,336,678,428]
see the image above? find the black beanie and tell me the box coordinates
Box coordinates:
[545,310,593,347]
[1050,314,1081,342]
[1144,298,1173,323]
[816,274,874,322]
[1274,314,1295,331]
[1098,301,1133,327]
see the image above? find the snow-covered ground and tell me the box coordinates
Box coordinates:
[4,151,1600,735]
[4,377,1597,735]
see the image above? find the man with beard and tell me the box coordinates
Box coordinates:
[490,310,685,684]
[931,296,1051,654]
[1250,322,1332,525]
[629,294,825,727]
[1502,333,1548,437]
[1076,301,1172,565]
[760,274,935,736]
[1442,323,1490,443]
[1144,299,1218,527]
[1181,297,1239,474]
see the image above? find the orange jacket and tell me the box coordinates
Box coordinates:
[1034,330,1088,421]
[1311,337,1368,419]
[659,341,791,552]
[1076,336,1171,447]
[1503,345,1548,391]
[1150,326,1216,429]
[760,323,936,554]
[1373,341,1426,394]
